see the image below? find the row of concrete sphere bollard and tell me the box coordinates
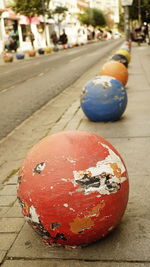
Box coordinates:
[2,47,53,63]
[17,41,131,248]
[2,44,81,62]
[80,41,131,122]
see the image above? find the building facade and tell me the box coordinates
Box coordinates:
[0,0,20,52]
[0,0,120,52]
[77,0,90,13]
[49,0,88,45]
[0,0,52,52]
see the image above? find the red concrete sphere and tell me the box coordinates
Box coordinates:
[100,61,128,86]
[17,131,129,247]
[28,50,36,57]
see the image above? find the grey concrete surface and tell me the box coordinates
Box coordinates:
[2,260,150,267]
[0,39,122,140]
[0,43,150,266]
[0,39,122,91]
[0,52,112,184]
[6,215,150,261]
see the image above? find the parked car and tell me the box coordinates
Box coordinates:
[112,31,121,39]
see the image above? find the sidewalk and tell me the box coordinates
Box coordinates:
[0,43,150,267]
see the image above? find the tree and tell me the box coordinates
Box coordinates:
[12,0,50,17]
[52,6,68,36]
[104,8,115,29]
[118,2,124,31]
[129,0,150,23]
[12,0,51,48]
[92,8,106,28]
[78,7,106,28]
[78,7,93,26]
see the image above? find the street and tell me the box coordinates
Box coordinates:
[0,39,122,140]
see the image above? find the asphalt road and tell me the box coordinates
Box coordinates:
[0,39,123,140]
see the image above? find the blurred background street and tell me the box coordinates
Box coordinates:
[0,0,150,266]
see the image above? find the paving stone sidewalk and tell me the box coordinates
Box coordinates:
[0,43,150,267]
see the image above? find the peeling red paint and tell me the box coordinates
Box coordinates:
[18,131,129,247]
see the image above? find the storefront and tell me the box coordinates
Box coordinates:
[18,15,51,51]
[0,9,3,52]
[0,8,19,52]
[0,8,52,52]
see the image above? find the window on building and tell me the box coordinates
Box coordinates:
[21,24,31,41]
[37,23,44,33]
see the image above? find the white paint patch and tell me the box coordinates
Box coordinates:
[29,205,40,223]
[66,158,76,163]
[100,143,125,174]
[34,162,46,174]
[73,142,127,195]
[63,203,69,208]
[61,178,70,182]
[108,226,114,231]
[92,76,115,87]
[87,213,97,218]
[69,207,75,212]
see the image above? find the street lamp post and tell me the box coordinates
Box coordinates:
[122,0,133,41]
[138,0,141,26]
[42,0,48,46]
[124,5,130,40]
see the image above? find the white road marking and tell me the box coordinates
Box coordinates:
[70,56,81,62]
[38,72,44,76]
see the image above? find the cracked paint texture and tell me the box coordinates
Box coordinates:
[80,76,127,122]
[17,131,129,247]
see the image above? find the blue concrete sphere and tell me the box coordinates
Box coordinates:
[80,76,127,122]
[16,53,25,60]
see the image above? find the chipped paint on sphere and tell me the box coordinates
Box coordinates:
[28,205,40,223]
[34,162,46,174]
[92,76,113,87]
[73,143,126,195]
[80,75,127,122]
[17,131,129,247]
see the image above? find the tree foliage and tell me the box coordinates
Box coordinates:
[92,8,106,27]
[51,5,68,36]
[53,6,68,15]
[129,0,150,23]
[12,0,51,17]
[104,9,115,29]
[78,7,106,28]
[118,3,124,31]
[78,8,93,26]
[12,0,51,48]
[52,6,68,22]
